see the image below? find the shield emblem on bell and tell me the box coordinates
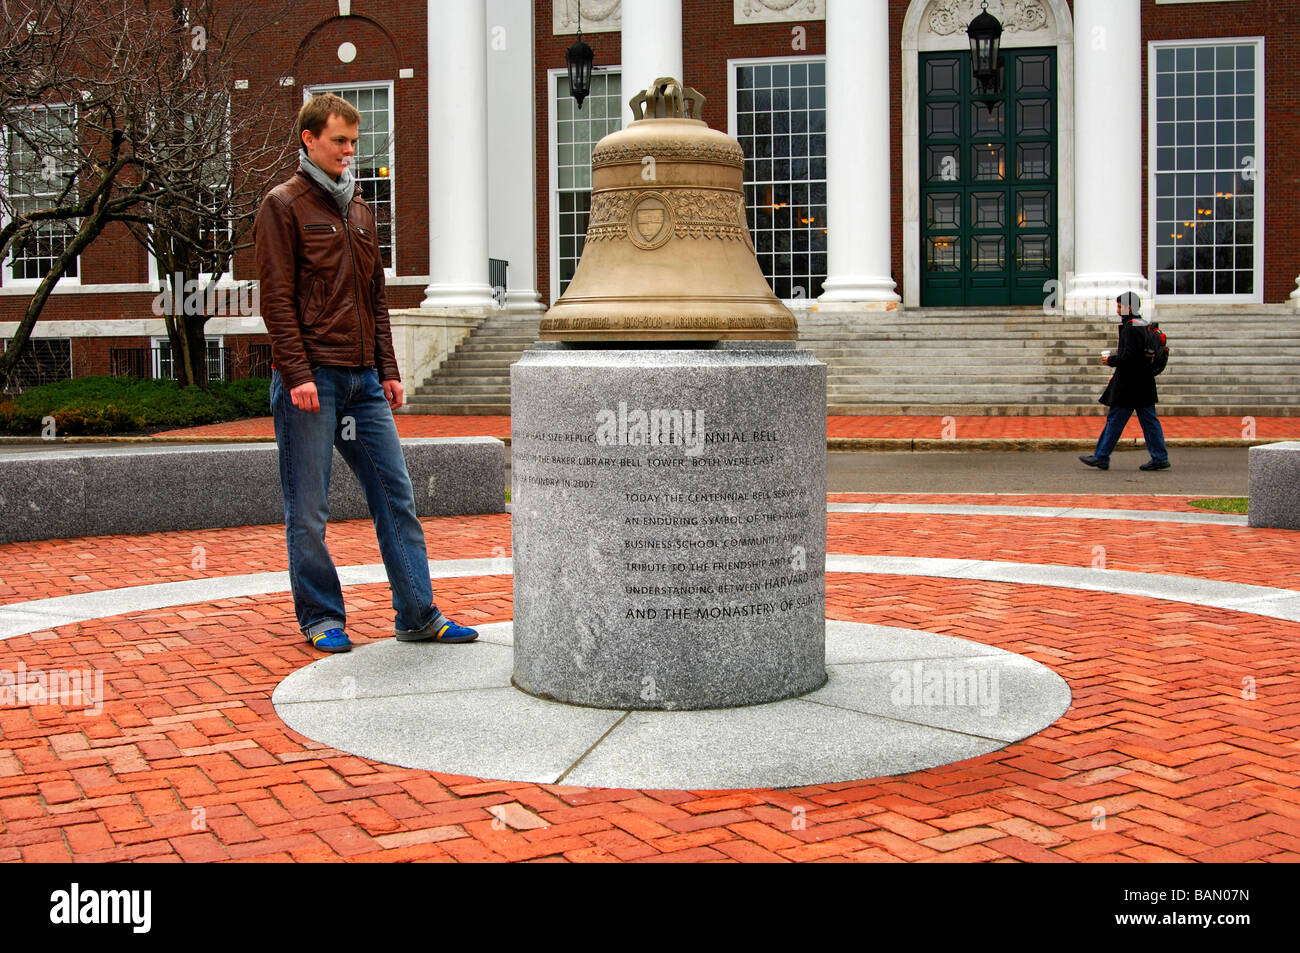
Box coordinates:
[636,208,665,242]
[627,193,674,249]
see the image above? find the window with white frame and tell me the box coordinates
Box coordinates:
[732,58,827,302]
[3,104,80,284]
[306,83,395,269]
[149,94,235,288]
[191,93,234,278]
[1150,39,1263,299]
[552,70,622,299]
[152,336,225,381]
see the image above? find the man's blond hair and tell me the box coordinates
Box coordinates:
[297,93,361,145]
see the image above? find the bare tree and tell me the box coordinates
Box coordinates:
[0,0,296,391]
[0,1,152,390]
[126,0,297,388]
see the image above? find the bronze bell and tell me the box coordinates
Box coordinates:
[541,78,797,342]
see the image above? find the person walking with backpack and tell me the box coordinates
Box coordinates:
[1079,291,1171,472]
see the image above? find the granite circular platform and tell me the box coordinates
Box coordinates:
[272,619,1071,789]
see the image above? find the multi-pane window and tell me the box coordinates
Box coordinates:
[1,338,72,395]
[192,95,233,276]
[152,96,234,282]
[555,71,622,298]
[1151,41,1261,298]
[734,59,827,301]
[308,84,394,269]
[4,105,79,283]
[153,337,225,381]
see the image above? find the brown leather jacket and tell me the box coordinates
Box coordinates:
[255,171,400,389]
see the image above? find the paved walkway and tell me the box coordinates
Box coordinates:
[1,492,1297,862]
[156,414,1300,442]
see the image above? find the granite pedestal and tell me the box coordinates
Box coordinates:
[1249,441,1300,529]
[510,343,827,710]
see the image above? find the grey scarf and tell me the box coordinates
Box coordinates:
[299,150,355,219]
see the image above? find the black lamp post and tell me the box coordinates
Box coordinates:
[967,1,1003,99]
[566,4,595,109]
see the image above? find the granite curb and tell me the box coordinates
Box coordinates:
[0,435,1282,452]
[0,435,278,444]
[0,438,505,543]
[827,437,1280,452]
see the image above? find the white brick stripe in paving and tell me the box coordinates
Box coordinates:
[2,549,1298,642]
[827,502,1248,525]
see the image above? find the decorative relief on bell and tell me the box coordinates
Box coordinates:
[591,138,745,168]
[586,189,753,249]
[671,191,754,248]
[553,314,736,330]
[626,193,674,249]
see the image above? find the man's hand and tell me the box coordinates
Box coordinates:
[383,379,403,411]
[290,381,320,412]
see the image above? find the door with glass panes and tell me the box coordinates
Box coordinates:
[920,49,1056,306]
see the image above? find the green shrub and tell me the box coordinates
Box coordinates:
[0,375,271,435]
[1188,497,1249,515]
[52,402,140,435]
[0,400,42,433]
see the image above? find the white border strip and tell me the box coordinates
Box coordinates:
[2,554,1297,643]
[828,502,1248,525]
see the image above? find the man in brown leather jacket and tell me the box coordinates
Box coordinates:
[255,92,478,653]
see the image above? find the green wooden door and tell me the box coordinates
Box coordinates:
[920,49,1057,307]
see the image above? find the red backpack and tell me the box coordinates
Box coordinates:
[1141,322,1169,376]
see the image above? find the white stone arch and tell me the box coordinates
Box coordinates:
[901,0,1074,308]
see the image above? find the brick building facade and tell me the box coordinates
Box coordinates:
[2,0,1297,391]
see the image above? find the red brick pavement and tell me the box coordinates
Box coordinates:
[157,414,1300,441]
[1,496,1297,863]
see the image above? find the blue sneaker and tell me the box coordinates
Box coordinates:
[395,615,478,643]
[307,628,352,653]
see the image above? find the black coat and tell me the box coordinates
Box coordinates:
[1099,318,1159,408]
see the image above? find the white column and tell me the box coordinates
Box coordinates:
[818,0,899,309]
[486,0,543,313]
[1290,275,1300,311]
[422,0,494,309]
[620,0,682,122]
[1066,0,1146,314]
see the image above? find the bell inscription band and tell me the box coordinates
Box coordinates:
[540,78,797,342]
[512,79,826,711]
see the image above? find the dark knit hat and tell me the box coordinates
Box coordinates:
[1117,291,1141,316]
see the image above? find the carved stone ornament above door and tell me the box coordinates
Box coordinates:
[553,0,621,36]
[734,0,825,25]
[927,0,1049,36]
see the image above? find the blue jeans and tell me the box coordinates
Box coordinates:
[270,366,435,638]
[1093,405,1169,465]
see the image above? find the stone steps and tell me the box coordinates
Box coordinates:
[403,306,1300,416]
[402,314,540,409]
